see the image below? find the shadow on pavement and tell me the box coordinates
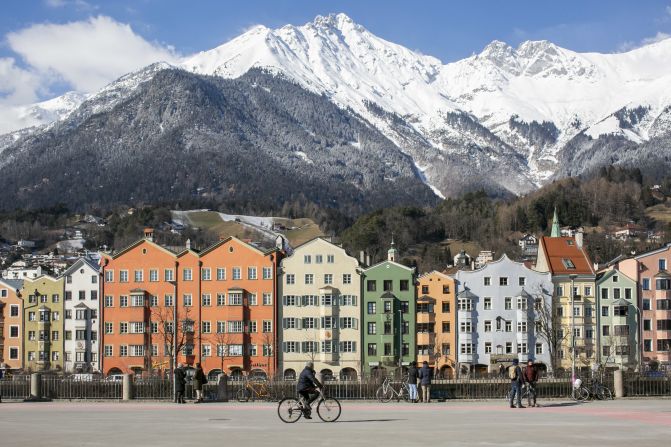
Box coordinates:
[337,419,407,423]
[537,402,583,408]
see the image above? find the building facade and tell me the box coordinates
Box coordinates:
[63,258,101,373]
[456,255,554,374]
[416,271,457,378]
[362,244,416,376]
[279,238,361,380]
[22,275,65,371]
[0,279,23,371]
[596,269,639,370]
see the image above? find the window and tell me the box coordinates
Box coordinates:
[324,274,333,285]
[228,293,242,305]
[517,343,528,354]
[601,306,609,317]
[556,285,564,296]
[400,301,409,313]
[442,284,450,294]
[367,302,376,314]
[518,277,526,286]
[367,322,376,335]
[75,330,87,340]
[10,304,19,317]
[573,327,582,338]
[517,321,527,333]
[643,319,652,331]
[286,274,295,285]
[301,318,316,329]
[505,321,512,332]
[78,291,86,301]
[283,295,298,306]
[561,259,576,269]
[134,270,143,282]
[383,280,393,291]
[301,295,317,306]
[163,294,173,307]
[459,299,473,311]
[614,305,628,317]
[201,268,211,281]
[120,296,128,307]
[625,288,632,300]
[247,321,257,333]
[341,295,356,306]
[342,274,352,284]
[506,342,513,354]
[517,297,528,310]
[75,309,87,320]
[216,321,226,333]
[105,270,114,282]
[615,325,630,335]
[368,343,377,356]
[585,327,594,339]
[483,297,491,310]
[383,321,392,335]
[183,294,193,306]
[400,280,409,291]
[262,267,272,280]
[442,322,450,333]
[505,297,512,310]
[484,320,492,332]
[149,269,158,282]
[644,339,652,352]
[340,317,356,329]
[304,255,311,264]
[263,293,272,306]
[321,316,336,329]
[120,345,128,357]
[263,320,272,333]
[573,306,581,317]
[367,280,377,292]
[536,343,543,355]
[499,277,508,286]
[119,270,128,283]
[131,295,144,307]
[327,254,334,264]
[384,301,392,313]
[660,259,667,271]
[340,341,356,353]
[9,347,19,360]
[484,277,491,286]
[585,305,593,317]
[643,299,651,310]
[263,344,273,357]
[248,293,257,306]
[642,278,650,290]
[321,295,333,306]
[305,274,314,285]
[460,343,474,354]
[315,255,323,264]
[248,267,257,280]
[228,321,244,333]
[202,321,211,333]
[216,268,226,281]
[65,291,72,301]
[301,341,318,353]
[657,340,671,352]
[601,288,609,300]
[183,268,192,281]
[442,301,450,313]
[164,269,174,282]
[584,286,592,296]
[460,321,473,332]
[9,325,19,337]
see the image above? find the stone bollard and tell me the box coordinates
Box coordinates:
[30,373,42,400]
[614,370,624,398]
[122,374,133,401]
[218,373,228,402]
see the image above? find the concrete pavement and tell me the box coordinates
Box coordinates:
[1,399,669,447]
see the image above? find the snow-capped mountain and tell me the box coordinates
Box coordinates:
[4,13,671,200]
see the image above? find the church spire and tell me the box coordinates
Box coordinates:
[550,206,560,237]
[387,234,398,262]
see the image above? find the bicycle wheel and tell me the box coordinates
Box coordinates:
[317,397,342,422]
[277,398,303,423]
[596,386,613,400]
[399,386,409,402]
[236,388,250,402]
[376,386,393,403]
[571,387,587,401]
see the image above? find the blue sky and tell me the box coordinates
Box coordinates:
[1,0,671,116]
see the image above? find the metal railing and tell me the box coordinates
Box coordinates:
[0,376,30,400]
[41,376,122,400]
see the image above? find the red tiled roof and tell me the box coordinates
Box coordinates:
[540,236,594,275]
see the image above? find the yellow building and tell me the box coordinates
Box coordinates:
[22,276,65,372]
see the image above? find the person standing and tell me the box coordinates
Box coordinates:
[418,361,432,403]
[509,359,524,409]
[174,363,186,404]
[407,361,419,403]
[193,363,207,403]
[523,360,539,408]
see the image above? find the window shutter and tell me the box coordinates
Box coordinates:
[296,318,301,330]
[353,318,358,330]
[315,318,320,329]
[320,317,325,328]
[282,342,287,353]
[352,296,357,306]
[352,342,357,352]
[339,317,344,328]
[282,318,287,330]
[301,295,306,306]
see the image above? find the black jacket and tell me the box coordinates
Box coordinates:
[297,367,319,392]
[174,367,186,392]
[193,368,206,389]
[418,365,432,385]
[407,366,418,384]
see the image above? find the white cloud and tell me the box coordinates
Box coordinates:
[619,31,671,52]
[45,0,96,11]
[0,15,180,134]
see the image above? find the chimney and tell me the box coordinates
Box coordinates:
[359,250,365,265]
[185,238,191,250]
[575,229,584,248]
[366,254,371,267]
[143,228,154,242]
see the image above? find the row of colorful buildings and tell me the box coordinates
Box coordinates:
[1,212,670,380]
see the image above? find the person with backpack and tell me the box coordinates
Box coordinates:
[523,359,539,407]
[508,359,524,409]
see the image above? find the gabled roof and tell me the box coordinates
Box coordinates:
[363,259,415,274]
[380,291,397,300]
[74,302,90,309]
[538,236,594,275]
[61,257,100,277]
[457,288,477,299]
[417,270,454,281]
[107,238,178,260]
[417,294,435,303]
[634,243,671,260]
[0,278,23,291]
[655,269,671,279]
[199,235,278,258]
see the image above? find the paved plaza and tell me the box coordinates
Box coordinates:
[1,399,670,447]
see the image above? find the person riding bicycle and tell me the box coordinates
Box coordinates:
[297,361,322,419]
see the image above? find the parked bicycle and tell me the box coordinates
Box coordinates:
[376,376,409,402]
[277,387,341,423]
[570,378,613,401]
[236,378,277,402]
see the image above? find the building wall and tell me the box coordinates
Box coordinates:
[63,260,101,373]
[22,276,65,372]
[416,271,456,378]
[456,255,554,373]
[279,238,361,380]
[596,269,639,369]
[200,238,280,378]
[0,282,23,370]
[553,275,597,369]
[362,260,416,376]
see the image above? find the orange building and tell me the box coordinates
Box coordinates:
[101,229,280,379]
[416,271,457,378]
[1,279,24,371]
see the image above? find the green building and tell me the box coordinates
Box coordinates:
[362,242,416,376]
[596,269,639,370]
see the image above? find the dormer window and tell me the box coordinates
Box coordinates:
[566,240,574,246]
[562,259,576,269]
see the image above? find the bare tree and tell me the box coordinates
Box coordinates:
[209,328,235,376]
[150,305,196,379]
[530,289,567,374]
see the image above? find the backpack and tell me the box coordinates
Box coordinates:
[508,366,517,380]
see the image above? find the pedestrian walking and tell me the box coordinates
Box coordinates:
[407,361,419,403]
[418,361,432,403]
[523,360,539,407]
[508,359,524,409]
[193,363,207,403]
[499,364,505,377]
[174,363,186,404]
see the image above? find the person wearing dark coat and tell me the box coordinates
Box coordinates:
[407,362,419,403]
[523,360,539,407]
[418,361,432,403]
[193,363,207,403]
[509,359,524,409]
[174,363,187,404]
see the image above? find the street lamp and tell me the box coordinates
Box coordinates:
[632,302,642,373]
[398,308,403,372]
[569,274,577,384]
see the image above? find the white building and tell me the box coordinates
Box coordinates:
[456,254,554,374]
[475,250,495,269]
[2,262,43,280]
[279,238,362,381]
[62,258,101,373]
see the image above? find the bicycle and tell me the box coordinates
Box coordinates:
[376,376,409,402]
[236,378,277,402]
[588,379,613,400]
[277,387,341,423]
[570,378,590,401]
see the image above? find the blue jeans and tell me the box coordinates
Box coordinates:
[510,381,522,407]
[408,384,418,401]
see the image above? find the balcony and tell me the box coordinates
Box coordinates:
[416,332,435,345]
[654,290,671,299]
[381,355,399,367]
[416,312,435,324]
